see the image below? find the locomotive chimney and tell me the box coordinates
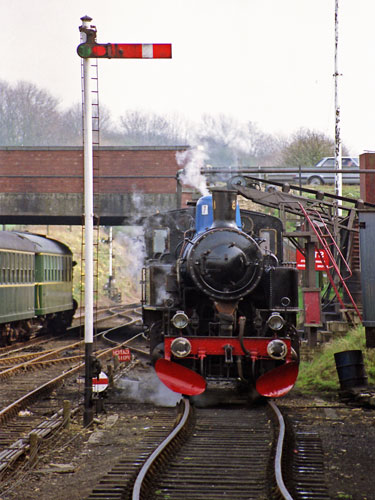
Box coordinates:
[210,188,239,229]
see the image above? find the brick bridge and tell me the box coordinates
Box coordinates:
[0,146,191,225]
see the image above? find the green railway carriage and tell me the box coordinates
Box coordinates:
[18,233,74,316]
[0,231,76,345]
[0,232,36,327]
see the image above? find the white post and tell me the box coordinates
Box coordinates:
[109,226,113,279]
[334,0,343,202]
[80,15,94,427]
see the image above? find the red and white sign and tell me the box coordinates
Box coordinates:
[112,348,131,362]
[296,249,329,271]
[92,371,109,393]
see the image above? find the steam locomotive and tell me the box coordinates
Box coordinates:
[142,188,300,401]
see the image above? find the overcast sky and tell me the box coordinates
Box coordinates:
[2,0,374,154]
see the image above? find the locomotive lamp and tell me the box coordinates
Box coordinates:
[170,337,192,358]
[267,339,288,360]
[171,311,189,329]
[266,313,285,331]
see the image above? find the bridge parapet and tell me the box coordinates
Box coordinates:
[0,146,189,224]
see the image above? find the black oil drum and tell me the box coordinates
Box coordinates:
[334,350,368,390]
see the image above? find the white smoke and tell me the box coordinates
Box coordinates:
[117,368,182,407]
[176,146,210,196]
[114,225,145,301]
[156,284,171,307]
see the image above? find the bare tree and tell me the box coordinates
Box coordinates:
[236,122,284,166]
[0,80,61,146]
[194,114,282,167]
[118,109,190,146]
[194,114,245,166]
[279,128,349,166]
[58,102,116,146]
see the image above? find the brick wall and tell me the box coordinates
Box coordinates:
[0,147,187,195]
[360,152,375,204]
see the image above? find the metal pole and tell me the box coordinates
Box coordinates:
[109,226,113,280]
[334,0,343,202]
[80,15,94,427]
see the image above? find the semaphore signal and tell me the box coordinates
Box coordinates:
[77,18,171,59]
[78,15,172,428]
[77,42,172,59]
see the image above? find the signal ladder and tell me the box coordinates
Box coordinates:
[298,202,362,321]
[80,58,101,336]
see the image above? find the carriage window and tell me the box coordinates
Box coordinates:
[5,253,10,283]
[30,255,34,282]
[58,256,62,281]
[15,253,19,283]
[152,228,169,255]
[0,253,3,283]
[259,229,277,255]
[10,253,15,283]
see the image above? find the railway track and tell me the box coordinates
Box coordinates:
[133,399,289,500]
[0,304,142,478]
[85,399,296,500]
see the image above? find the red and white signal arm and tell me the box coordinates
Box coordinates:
[112,348,131,362]
[92,371,109,393]
[296,249,329,271]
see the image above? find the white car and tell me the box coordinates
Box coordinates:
[295,157,360,185]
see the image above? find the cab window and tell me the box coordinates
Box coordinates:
[259,229,277,255]
[152,228,169,255]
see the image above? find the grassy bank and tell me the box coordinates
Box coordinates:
[296,326,375,393]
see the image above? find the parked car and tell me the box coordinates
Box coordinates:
[294,157,360,185]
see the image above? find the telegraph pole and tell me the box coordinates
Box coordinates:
[334,0,343,202]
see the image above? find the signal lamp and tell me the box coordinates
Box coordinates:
[170,337,192,358]
[77,43,96,58]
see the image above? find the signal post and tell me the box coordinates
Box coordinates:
[78,16,171,427]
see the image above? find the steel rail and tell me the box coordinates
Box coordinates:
[0,326,142,424]
[0,306,141,378]
[268,399,294,500]
[0,361,82,425]
[0,326,142,477]
[132,397,191,500]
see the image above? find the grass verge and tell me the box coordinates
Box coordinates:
[295,326,375,393]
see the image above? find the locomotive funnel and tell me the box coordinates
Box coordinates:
[210,188,239,229]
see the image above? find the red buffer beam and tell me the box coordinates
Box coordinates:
[77,43,172,59]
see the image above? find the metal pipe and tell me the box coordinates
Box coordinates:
[238,316,251,357]
[201,168,370,174]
